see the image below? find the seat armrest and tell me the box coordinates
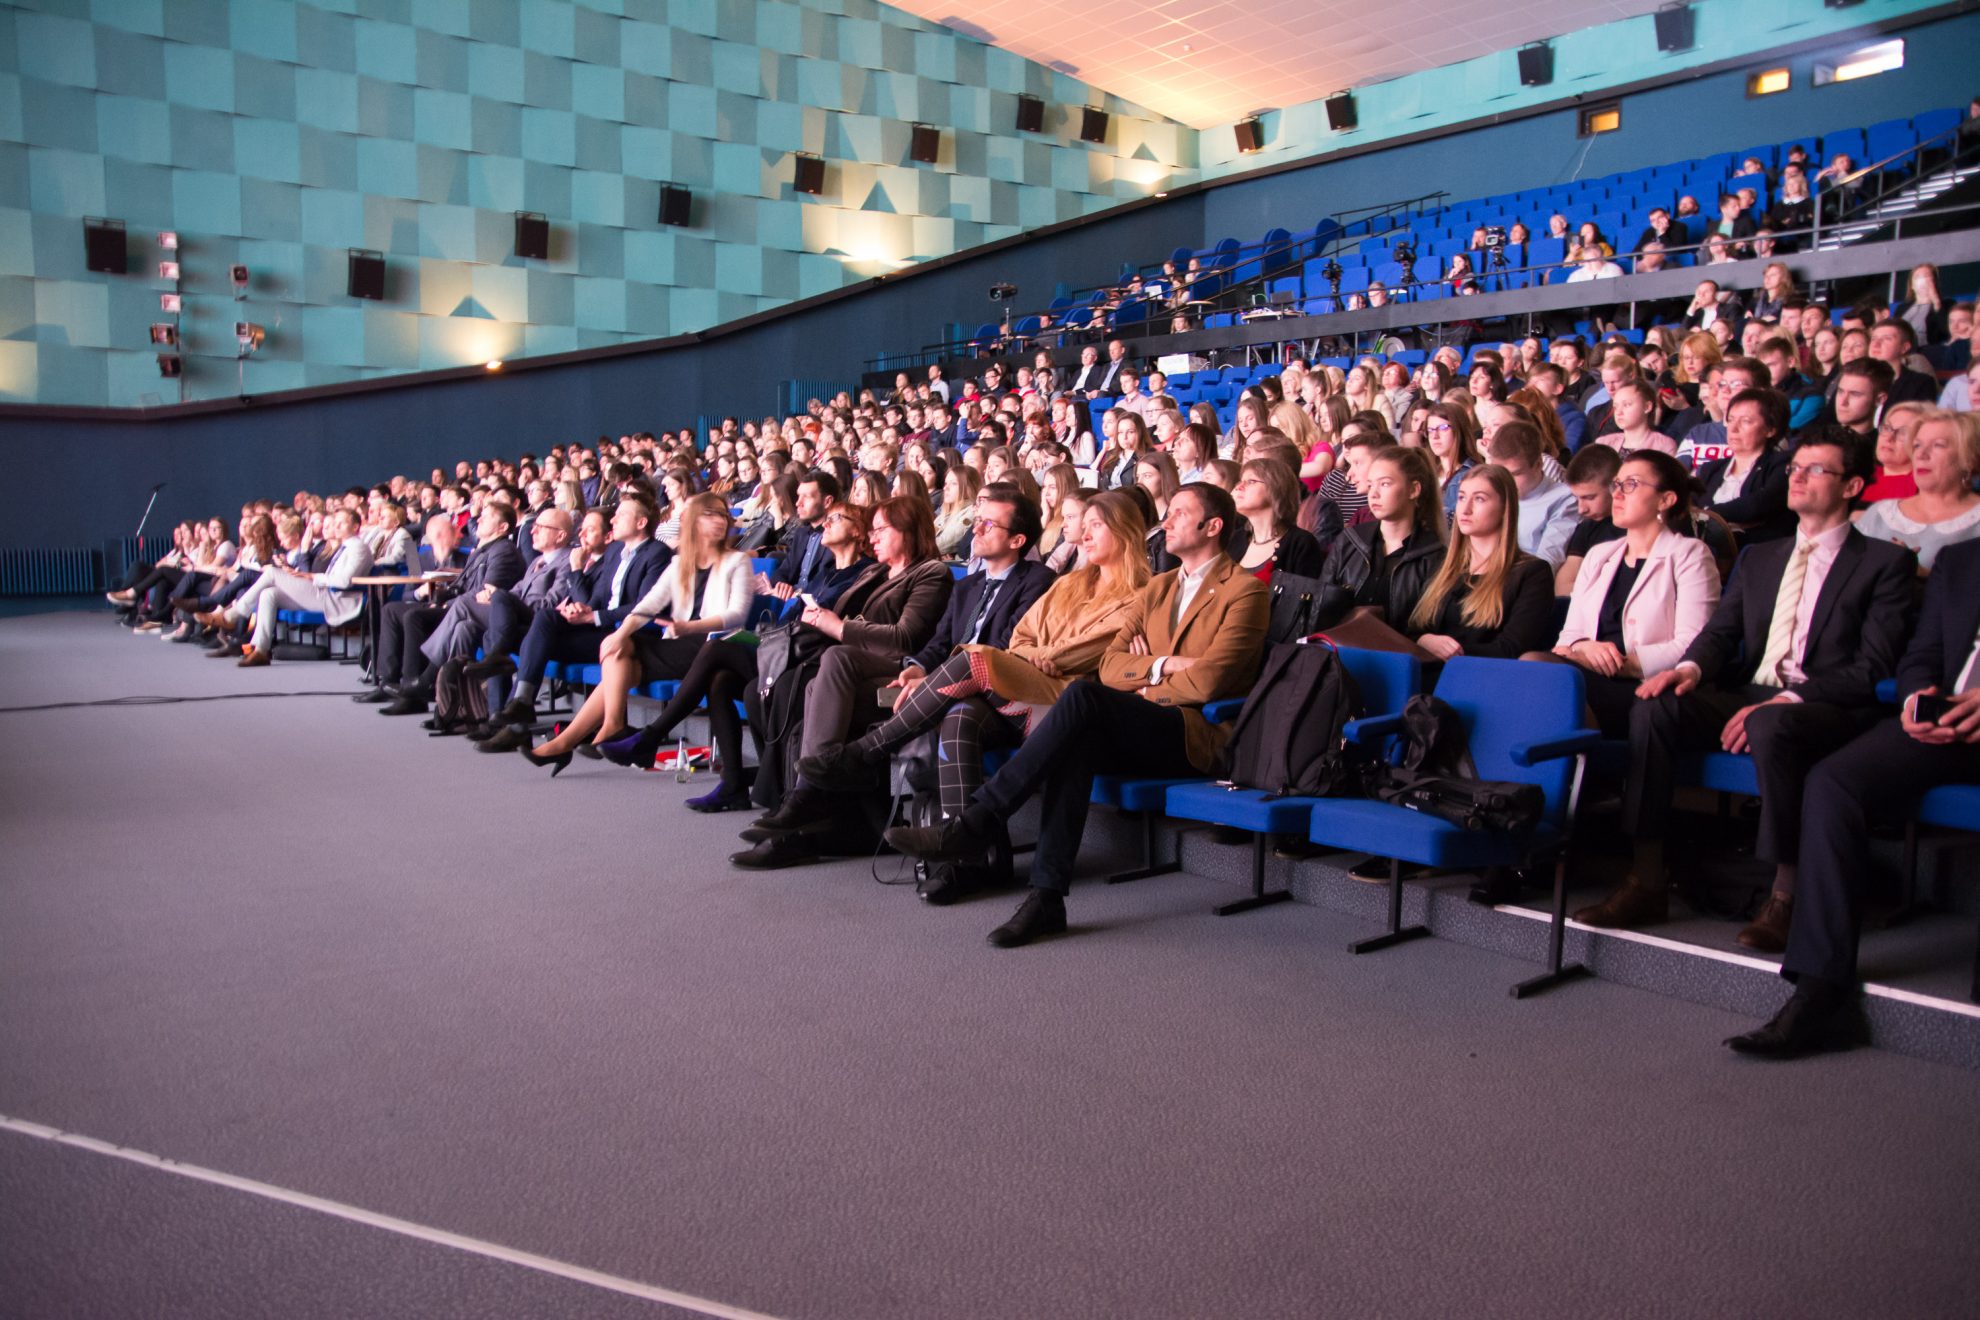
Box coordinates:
[1509,729,1602,767]
[1203,698,1244,725]
[1343,712,1405,745]
[1875,678,1898,706]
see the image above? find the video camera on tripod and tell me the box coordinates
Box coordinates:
[1480,225,1510,271]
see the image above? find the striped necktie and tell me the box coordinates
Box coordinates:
[1752,540,1814,688]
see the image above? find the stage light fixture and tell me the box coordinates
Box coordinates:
[157,260,180,281]
[149,324,177,346]
[156,354,182,377]
[159,293,182,313]
[235,321,265,355]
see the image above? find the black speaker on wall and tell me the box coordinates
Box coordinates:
[1232,118,1263,153]
[659,185,693,226]
[83,218,128,274]
[1325,93,1358,132]
[1654,5,1695,52]
[347,248,386,300]
[793,155,825,195]
[514,211,549,259]
[909,123,940,164]
[1517,43,1554,87]
[1015,94,1044,133]
[1079,107,1109,144]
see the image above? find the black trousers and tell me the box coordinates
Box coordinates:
[515,610,608,686]
[482,589,538,661]
[1784,719,1980,986]
[971,679,1194,895]
[380,600,445,685]
[1624,683,1871,864]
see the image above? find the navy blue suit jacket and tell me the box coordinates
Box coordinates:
[580,539,671,629]
[905,559,1056,673]
[1897,537,1980,701]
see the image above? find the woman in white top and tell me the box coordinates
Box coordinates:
[1545,450,1721,736]
[526,494,752,770]
[1855,409,1980,573]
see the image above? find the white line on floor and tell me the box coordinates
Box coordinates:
[1491,904,1980,1018]
[0,1114,784,1320]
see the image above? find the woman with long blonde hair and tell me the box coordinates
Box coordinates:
[1407,465,1556,659]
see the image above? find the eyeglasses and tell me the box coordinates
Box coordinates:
[972,517,1011,532]
[1609,478,1662,496]
[822,512,854,526]
[1234,476,1266,489]
[1425,422,1453,435]
[1786,462,1842,480]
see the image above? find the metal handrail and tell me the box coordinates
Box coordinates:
[1815,122,1977,246]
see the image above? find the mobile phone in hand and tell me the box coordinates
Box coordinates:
[1914,693,1954,724]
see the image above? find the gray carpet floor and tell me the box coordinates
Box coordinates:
[5,612,1980,1319]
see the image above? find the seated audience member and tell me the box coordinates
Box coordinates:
[1575,428,1917,942]
[222,508,375,667]
[1633,207,1687,254]
[1860,400,1924,504]
[1407,465,1557,660]
[1556,445,1625,594]
[482,494,669,747]
[419,509,579,726]
[1596,381,1680,458]
[1727,538,1980,1057]
[522,496,753,772]
[1036,463,1081,558]
[1229,458,1326,579]
[601,502,876,808]
[805,499,1158,898]
[1318,446,1446,621]
[1854,410,1980,572]
[1755,334,1825,432]
[1675,357,1764,470]
[366,503,526,713]
[884,483,1268,948]
[936,465,984,558]
[1523,363,1588,451]
[1134,451,1181,525]
[737,472,798,553]
[1423,405,1482,521]
[1483,422,1581,570]
[1301,424,1380,546]
[1682,280,1743,336]
[1868,319,1943,405]
[1895,262,1949,346]
[1828,357,1890,451]
[1697,387,1794,543]
[1545,452,1722,736]
[368,503,418,571]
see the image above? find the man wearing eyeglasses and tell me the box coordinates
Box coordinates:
[885,483,1269,948]
[1576,426,1917,947]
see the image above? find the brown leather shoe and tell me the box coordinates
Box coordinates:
[1573,875,1668,929]
[195,609,230,630]
[1736,894,1794,953]
[237,647,271,668]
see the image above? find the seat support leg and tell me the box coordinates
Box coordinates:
[1513,847,1590,998]
[1107,813,1183,885]
[1350,856,1430,954]
[1214,833,1292,916]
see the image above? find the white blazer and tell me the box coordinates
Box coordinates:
[1555,528,1720,677]
[626,550,753,632]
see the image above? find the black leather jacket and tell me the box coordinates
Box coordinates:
[1318,522,1445,626]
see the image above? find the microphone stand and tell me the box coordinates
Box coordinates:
[134,482,165,544]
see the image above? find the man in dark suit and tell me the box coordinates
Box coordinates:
[481,494,669,748]
[364,503,526,712]
[1728,538,1980,1057]
[1068,344,1107,396]
[760,470,843,602]
[887,484,1270,947]
[415,509,576,678]
[1576,427,1917,934]
[1093,338,1129,397]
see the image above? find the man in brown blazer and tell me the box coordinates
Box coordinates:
[887,483,1270,947]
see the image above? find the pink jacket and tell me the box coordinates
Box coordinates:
[1555,529,1721,676]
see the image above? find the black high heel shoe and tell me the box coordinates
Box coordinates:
[576,726,628,761]
[520,744,573,777]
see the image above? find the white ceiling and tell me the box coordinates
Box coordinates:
[896,0,1674,130]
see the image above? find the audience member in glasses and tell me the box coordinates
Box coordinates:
[1576,428,1916,954]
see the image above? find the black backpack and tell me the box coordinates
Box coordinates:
[1367,695,1545,833]
[1216,640,1364,798]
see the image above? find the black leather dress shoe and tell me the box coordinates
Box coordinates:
[885,814,993,865]
[380,693,430,716]
[493,699,536,727]
[796,743,883,791]
[478,726,532,754]
[730,833,822,870]
[352,687,396,704]
[918,860,986,906]
[988,889,1067,948]
[1726,982,1867,1059]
